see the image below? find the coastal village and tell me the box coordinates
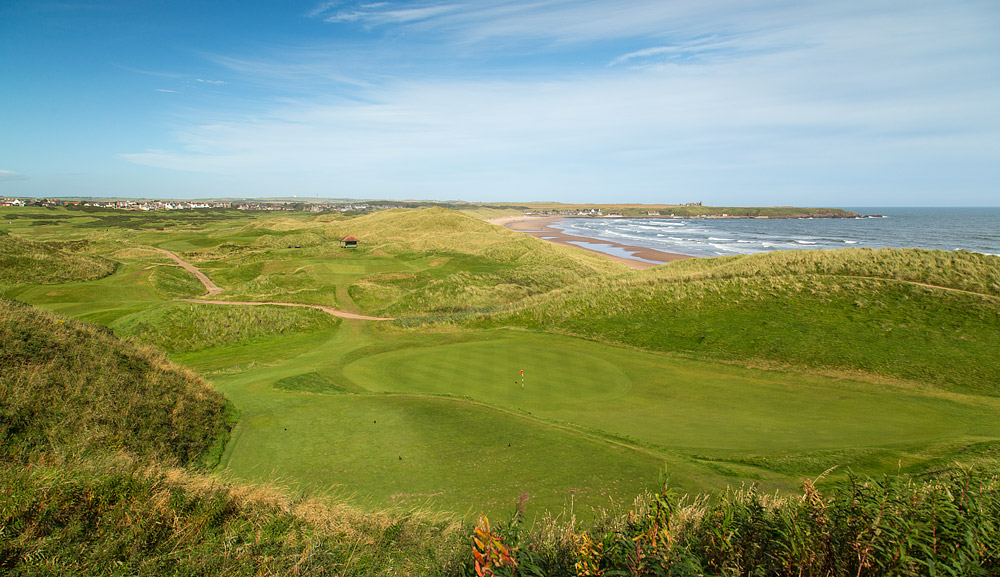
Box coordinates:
[0,196,698,217]
[1,196,860,220]
[0,197,395,213]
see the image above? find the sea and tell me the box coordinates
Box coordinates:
[549,207,1000,259]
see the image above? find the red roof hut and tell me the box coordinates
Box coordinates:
[339,235,359,248]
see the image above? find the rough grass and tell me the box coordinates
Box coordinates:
[147,264,206,299]
[458,468,1000,577]
[113,302,340,354]
[0,299,231,466]
[634,247,1000,297]
[0,455,465,576]
[329,208,628,314]
[146,208,630,315]
[3,209,1000,575]
[0,232,117,286]
[272,372,350,394]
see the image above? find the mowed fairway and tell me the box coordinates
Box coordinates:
[197,323,1000,517]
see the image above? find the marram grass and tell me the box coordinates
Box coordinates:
[0,298,231,466]
[0,232,117,286]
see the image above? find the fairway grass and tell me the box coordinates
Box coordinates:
[196,322,1000,517]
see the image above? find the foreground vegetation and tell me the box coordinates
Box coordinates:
[3,204,1000,574]
[464,468,1000,576]
[0,298,230,466]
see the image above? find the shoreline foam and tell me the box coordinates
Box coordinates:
[491,216,693,269]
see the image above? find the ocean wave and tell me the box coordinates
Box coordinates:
[550,209,999,258]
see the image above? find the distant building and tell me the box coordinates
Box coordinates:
[339,235,359,248]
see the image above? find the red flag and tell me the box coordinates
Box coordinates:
[519,370,524,375]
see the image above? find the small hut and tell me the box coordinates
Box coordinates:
[339,235,359,248]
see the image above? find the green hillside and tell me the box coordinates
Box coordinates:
[133,208,626,315]
[475,248,1000,395]
[328,207,628,314]
[113,301,340,354]
[0,298,231,465]
[0,232,117,286]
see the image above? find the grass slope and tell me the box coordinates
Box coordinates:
[0,456,464,576]
[0,299,466,576]
[4,207,1000,574]
[0,232,117,286]
[328,207,627,314]
[476,248,1000,396]
[0,298,231,466]
[113,302,340,354]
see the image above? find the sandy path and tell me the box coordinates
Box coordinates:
[493,215,693,269]
[154,248,223,296]
[155,247,394,321]
[833,275,1000,300]
[181,299,394,321]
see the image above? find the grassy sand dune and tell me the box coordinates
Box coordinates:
[0,232,117,286]
[0,298,231,466]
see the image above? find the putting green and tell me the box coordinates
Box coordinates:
[343,331,1000,454]
[344,333,632,406]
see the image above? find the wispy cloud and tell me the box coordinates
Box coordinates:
[607,36,751,67]
[155,88,177,93]
[307,0,344,19]
[307,0,779,48]
[196,78,226,85]
[124,0,1000,203]
[0,170,28,182]
[321,4,462,25]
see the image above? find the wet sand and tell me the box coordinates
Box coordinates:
[491,216,693,269]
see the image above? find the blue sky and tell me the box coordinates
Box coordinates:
[2,1,998,206]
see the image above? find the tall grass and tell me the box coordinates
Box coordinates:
[629,248,1000,297]
[329,208,626,314]
[113,302,339,354]
[455,468,1000,576]
[0,455,465,576]
[0,232,117,286]
[0,298,231,466]
[0,298,465,576]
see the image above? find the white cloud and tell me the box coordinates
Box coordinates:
[0,170,28,182]
[307,0,344,18]
[123,0,1000,204]
[155,88,177,93]
[196,78,226,85]
[322,3,462,25]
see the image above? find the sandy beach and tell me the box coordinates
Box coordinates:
[490,216,693,269]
